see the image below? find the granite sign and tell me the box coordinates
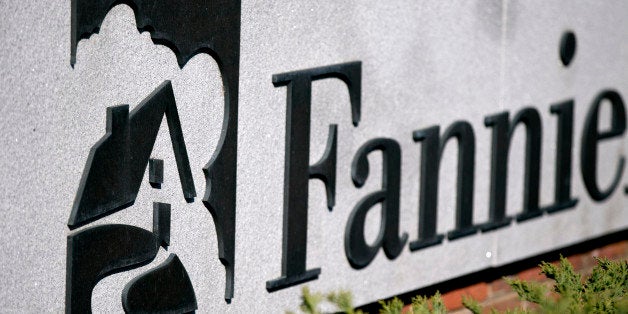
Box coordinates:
[1,0,627,312]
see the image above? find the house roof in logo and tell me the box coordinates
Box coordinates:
[68,81,196,229]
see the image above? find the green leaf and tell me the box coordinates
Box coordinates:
[410,295,431,314]
[430,292,446,314]
[540,256,583,302]
[327,290,358,314]
[505,277,549,306]
[462,295,482,314]
[299,286,323,314]
[378,297,404,314]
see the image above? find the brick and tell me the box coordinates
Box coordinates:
[581,253,599,270]
[441,282,488,311]
[402,304,412,314]
[566,253,586,271]
[482,293,521,313]
[517,267,545,282]
[596,241,628,260]
[520,301,541,312]
[398,240,627,314]
[489,278,512,297]
[449,308,473,314]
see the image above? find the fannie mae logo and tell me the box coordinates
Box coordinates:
[67,1,627,313]
[67,0,240,312]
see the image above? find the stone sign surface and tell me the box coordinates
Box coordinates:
[1,0,627,312]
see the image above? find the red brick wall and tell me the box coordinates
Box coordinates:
[356,232,628,313]
[433,240,628,313]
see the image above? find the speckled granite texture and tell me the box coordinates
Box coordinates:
[0,1,627,312]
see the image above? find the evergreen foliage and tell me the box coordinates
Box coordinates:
[328,290,364,314]
[378,297,404,314]
[289,257,627,314]
[407,292,446,314]
[501,257,627,313]
[461,296,482,314]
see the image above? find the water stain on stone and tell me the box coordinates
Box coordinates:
[474,0,518,42]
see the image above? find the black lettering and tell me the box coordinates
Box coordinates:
[545,100,579,213]
[345,138,408,269]
[410,121,477,252]
[481,108,543,232]
[581,90,626,201]
[266,62,362,292]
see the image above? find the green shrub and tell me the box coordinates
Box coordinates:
[500,256,628,314]
[289,257,627,314]
[286,287,364,314]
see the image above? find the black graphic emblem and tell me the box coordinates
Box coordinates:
[67,0,241,312]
